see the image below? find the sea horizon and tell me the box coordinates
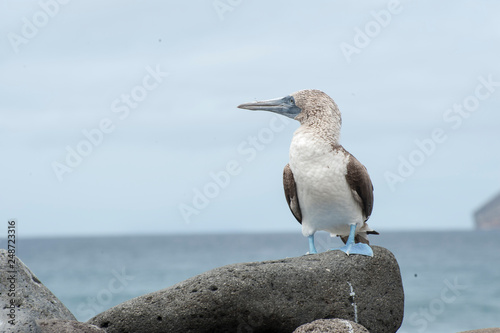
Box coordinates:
[11,227,481,241]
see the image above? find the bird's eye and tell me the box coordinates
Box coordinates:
[290,97,295,104]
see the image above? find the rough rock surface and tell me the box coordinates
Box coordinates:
[36,319,106,333]
[293,318,369,333]
[0,249,76,333]
[89,246,404,333]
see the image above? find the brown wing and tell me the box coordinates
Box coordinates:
[283,164,302,224]
[344,151,374,221]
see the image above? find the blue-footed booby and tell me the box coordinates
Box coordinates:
[238,89,378,256]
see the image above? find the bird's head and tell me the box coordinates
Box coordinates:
[237,89,341,127]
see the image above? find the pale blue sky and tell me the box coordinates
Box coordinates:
[1,0,499,237]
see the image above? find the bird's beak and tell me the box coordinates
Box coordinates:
[237,95,302,119]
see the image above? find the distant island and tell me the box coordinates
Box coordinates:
[474,192,500,230]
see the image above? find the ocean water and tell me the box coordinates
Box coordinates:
[9,231,500,332]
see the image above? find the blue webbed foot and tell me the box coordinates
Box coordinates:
[337,242,373,256]
[330,224,374,257]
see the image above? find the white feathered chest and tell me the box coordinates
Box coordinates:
[288,127,363,237]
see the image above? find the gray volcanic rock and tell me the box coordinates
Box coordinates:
[293,318,369,333]
[89,246,404,333]
[36,319,106,333]
[0,249,76,333]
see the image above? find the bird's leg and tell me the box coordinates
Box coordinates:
[307,234,318,254]
[331,224,373,257]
